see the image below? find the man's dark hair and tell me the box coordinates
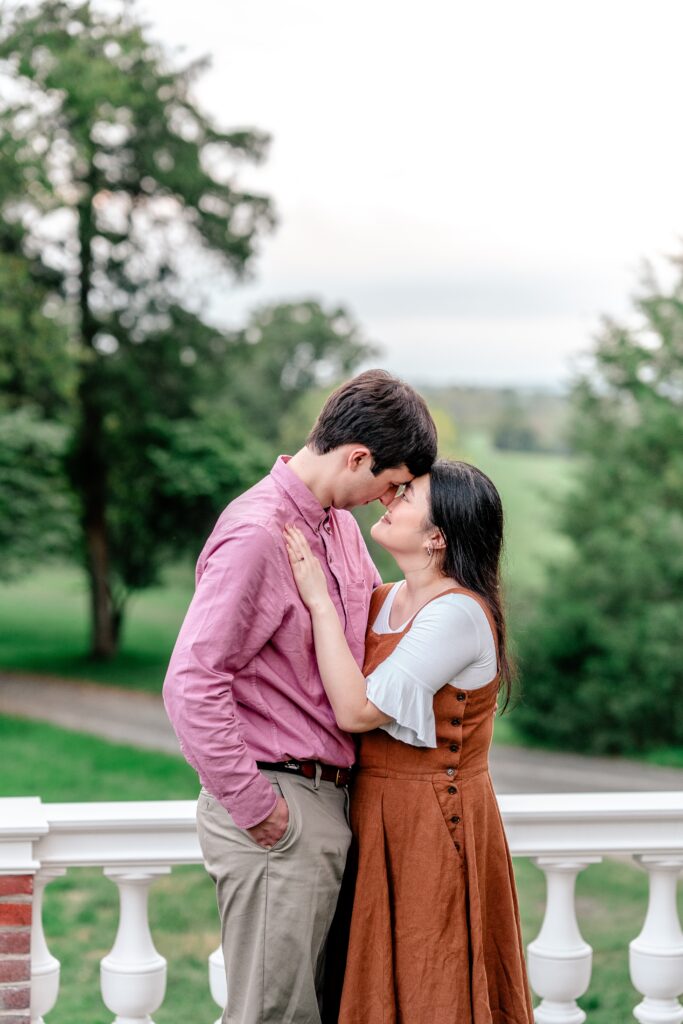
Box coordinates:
[307,369,437,475]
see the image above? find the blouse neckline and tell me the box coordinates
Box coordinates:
[374,581,472,636]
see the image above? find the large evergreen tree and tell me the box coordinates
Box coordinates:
[0,1,275,655]
[0,236,77,576]
[515,261,683,753]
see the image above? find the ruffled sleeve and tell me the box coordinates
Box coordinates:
[365,669,437,747]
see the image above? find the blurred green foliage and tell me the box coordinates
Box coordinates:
[0,407,76,577]
[515,262,683,753]
[226,301,377,444]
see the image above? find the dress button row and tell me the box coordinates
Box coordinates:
[450,815,460,824]
[456,693,466,702]
[450,718,461,726]
[447,785,457,795]
[446,768,455,777]
[449,743,460,753]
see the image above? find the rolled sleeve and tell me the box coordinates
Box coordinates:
[163,521,286,828]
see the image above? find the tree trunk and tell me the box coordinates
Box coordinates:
[76,174,117,659]
[85,517,116,659]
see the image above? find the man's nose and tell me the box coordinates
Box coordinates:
[378,487,398,507]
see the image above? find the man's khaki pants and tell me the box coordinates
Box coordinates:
[196,770,351,1024]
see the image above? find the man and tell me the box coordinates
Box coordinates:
[163,369,437,1024]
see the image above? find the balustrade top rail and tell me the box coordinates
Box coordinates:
[2,791,682,870]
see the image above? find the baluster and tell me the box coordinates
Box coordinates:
[629,855,683,1024]
[527,856,601,1024]
[31,867,66,1024]
[208,943,226,1024]
[100,866,170,1024]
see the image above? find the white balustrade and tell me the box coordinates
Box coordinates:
[209,944,227,1024]
[0,791,681,1022]
[629,855,683,1024]
[30,866,66,1024]
[527,856,601,1024]
[101,865,170,1024]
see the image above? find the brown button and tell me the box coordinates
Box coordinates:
[446,768,455,777]
[456,693,466,702]
[451,815,460,824]
[450,718,461,726]
[449,743,460,752]
[448,786,457,795]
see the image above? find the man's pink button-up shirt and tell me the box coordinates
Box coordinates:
[163,456,381,829]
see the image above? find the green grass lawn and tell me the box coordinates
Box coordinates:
[0,561,194,692]
[0,438,572,693]
[1,715,675,1024]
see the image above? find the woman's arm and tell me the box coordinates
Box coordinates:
[284,524,391,732]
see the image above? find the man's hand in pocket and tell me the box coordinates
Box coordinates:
[246,796,289,849]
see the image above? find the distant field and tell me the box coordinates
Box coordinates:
[456,433,574,593]
[355,433,573,595]
[0,716,670,1024]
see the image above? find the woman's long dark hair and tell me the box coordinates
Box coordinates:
[427,459,514,708]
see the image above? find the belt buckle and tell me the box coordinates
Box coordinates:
[335,769,344,787]
[283,759,301,773]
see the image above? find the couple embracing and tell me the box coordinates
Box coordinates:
[163,370,534,1024]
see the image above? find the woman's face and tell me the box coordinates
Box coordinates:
[370,473,432,557]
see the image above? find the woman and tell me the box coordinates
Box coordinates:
[284,459,534,1024]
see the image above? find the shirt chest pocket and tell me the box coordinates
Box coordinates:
[343,578,371,645]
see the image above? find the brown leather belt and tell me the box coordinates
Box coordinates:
[257,759,352,787]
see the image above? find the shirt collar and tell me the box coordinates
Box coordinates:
[270,455,330,532]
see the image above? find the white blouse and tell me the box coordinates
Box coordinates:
[365,582,497,748]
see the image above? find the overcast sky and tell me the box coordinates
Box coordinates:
[135,0,683,387]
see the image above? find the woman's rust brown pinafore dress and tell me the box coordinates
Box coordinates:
[338,584,534,1024]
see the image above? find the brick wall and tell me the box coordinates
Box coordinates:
[0,875,32,1023]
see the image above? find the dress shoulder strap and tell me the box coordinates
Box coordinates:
[367,582,394,628]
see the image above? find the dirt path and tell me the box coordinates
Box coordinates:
[3,672,683,793]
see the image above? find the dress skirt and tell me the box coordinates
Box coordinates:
[337,585,534,1024]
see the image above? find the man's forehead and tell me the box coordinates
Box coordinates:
[384,464,413,483]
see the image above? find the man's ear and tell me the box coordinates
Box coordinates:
[346,446,373,471]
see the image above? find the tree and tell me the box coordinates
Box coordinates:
[229,299,378,445]
[0,247,75,418]
[515,261,683,753]
[0,1,275,656]
[0,235,77,573]
[0,406,76,579]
